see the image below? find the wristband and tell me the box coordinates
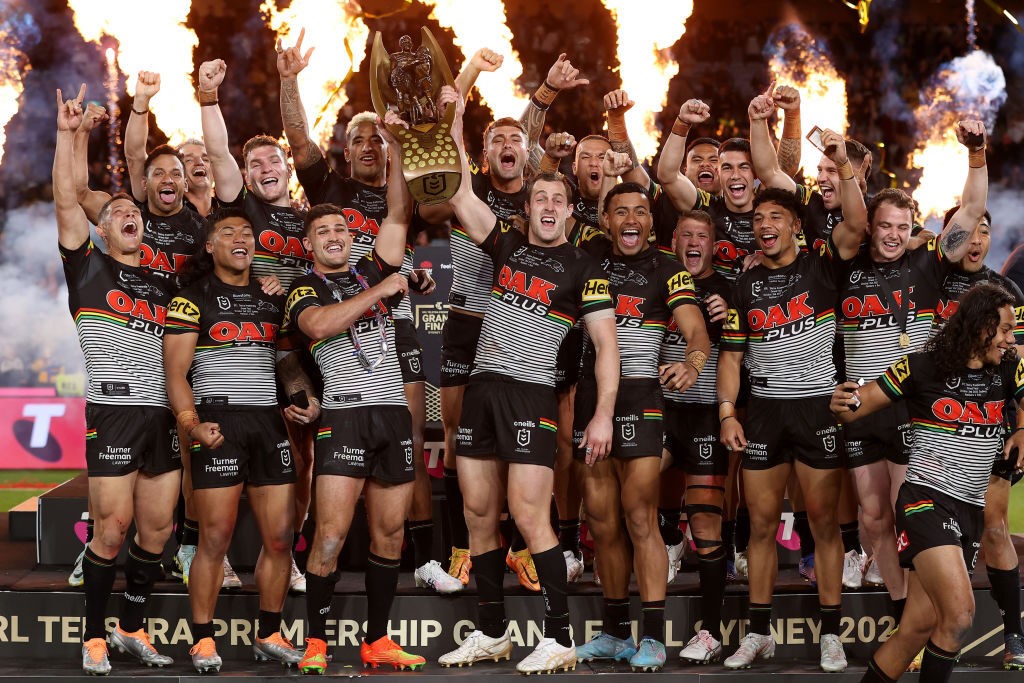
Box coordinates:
[686,349,708,374]
[607,111,628,142]
[782,112,802,139]
[836,160,855,181]
[720,415,737,424]
[719,399,735,407]
[197,89,219,106]
[540,153,560,174]
[532,81,560,110]
[176,409,200,434]
[131,106,149,116]
[671,118,691,138]
[969,149,986,168]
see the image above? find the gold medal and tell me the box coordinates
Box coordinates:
[899,332,910,348]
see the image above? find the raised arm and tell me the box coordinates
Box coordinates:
[454,47,503,100]
[54,86,91,249]
[197,59,244,201]
[748,87,797,192]
[373,111,414,268]
[820,128,867,260]
[521,53,589,172]
[655,99,709,211]
[73,101,112,225]
[442,86,499,244]
[277,29,322,172]
[774,85,802,177]
[125,71,160,202]
[939,119,990,262]
[603,89,649,188]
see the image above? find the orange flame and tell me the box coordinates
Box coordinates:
[0,36,28,168]
[766,24,848,175]
[68,0,200,144]
[419,0,529,117]
[261,0,369,147]
[909,132,966,225]
[600,0,693,162]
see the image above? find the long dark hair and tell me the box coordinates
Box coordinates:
[925,282,1017,377]
[177,206,250,288]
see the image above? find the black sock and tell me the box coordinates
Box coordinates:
[443,468,469,548]
[793,511,815,556]
[305,572,334,640]
[920,639,959,683]
[474,547,507,638]
[749,602,771,636]
[698,546,727,641]
[408,520,434,568]
[558,518,580,555]
[604,598,632,641]
[722,520,736,561]
[989,566,1023,636]
[119,541,162,632]
[862,657,897,683]
[892,597,906,623]
[641,600,665,642]
[192,622,214,642]
[509,523,527,553]
[181,518,199,546]
[840,521,861,554]
[658,508,684,546]
[365,554,400,643]
[820,604,842,636]
[735,508,750,552]
[85,518,95,544]
[83,546,116,641]
[258,610,281,639]
[532,545,571,647]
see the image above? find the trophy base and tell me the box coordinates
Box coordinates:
[394,122,461,205]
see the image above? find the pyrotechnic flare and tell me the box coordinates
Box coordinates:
[600,0,693,162]
[67,0,200,143]
[0,13,31,169]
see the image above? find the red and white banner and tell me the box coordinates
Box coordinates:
[0,389,85,469]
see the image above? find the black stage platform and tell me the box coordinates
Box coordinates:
[4,477,1024,680]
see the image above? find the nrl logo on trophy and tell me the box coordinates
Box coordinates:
[370,28,461,205]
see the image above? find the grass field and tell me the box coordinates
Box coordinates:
[2,470,1024,533]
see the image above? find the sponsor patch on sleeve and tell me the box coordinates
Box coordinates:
[581,278,611,303]
[167,297,200,323]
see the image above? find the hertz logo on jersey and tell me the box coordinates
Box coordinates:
[581,278,611,302]
[1015,358,1024,389]
[286,287,317,313]
[167,297,199,322]
[724,309,740,331]
[666,271,694,294]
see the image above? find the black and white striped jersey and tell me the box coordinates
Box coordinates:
[879,352,1024,507]
[61,239,172,407]
[655,189,755,280]
[284,250,406,410]
[578,232,699,379]
[661,271,731,405]
[225,188,310,290]
[296,157,417,321]
[448,162,528,314]
[137,199,204,281]
[840,239,950,382]
[165,274,284,407]
[795,184,844,253]
[722,239,844,398]
[472,222,614,386]
[938,266,1024,343]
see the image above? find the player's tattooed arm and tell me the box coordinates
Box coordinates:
[774,84,802,177]
[520,53,589,173]
[277,29,323,171]
[939,119,989,262]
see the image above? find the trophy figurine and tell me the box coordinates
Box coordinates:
[370,28,461,205]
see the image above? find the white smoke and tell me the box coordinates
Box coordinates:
[0,201,84,380]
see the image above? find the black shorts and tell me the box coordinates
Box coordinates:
[741,395,843,470]
[895,481,982,573]
[394,319,426,384]
[440,309,482,387]
[190,406,296,489]
[85,403,181,477]
[554,326,582,393]
[573,377,663,460]
[665,401,729,476]
[844,402,911,468]
[315,406,415,483]
[457,372,558,466]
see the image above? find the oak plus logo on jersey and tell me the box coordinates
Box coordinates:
[747,292,815,340]
[258,229,311,266]
[497,266,555,316]
[106,290,167,337]
[140,244,189,274]
[208,321,278,344]
[840,288,917,330]
[343,208,381,237]
[931,397,1004,437]
[615,294,646,327]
